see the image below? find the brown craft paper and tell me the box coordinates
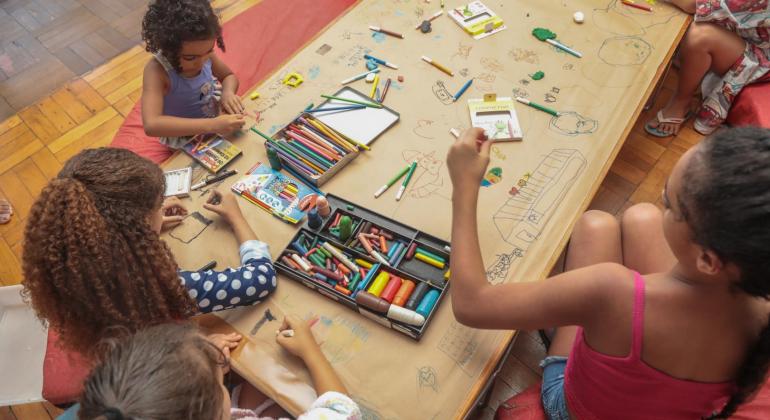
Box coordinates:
[163,1,689,418]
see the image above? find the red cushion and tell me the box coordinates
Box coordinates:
[495,381,547,420]
[109,0,357,163]
[726,73,770,128]
[42,331,91,406]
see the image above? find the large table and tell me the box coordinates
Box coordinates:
[163,1,690,418]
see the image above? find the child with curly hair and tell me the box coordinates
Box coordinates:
[448,127,770,419]
[141,0,246,148]
[22,147,277,359]
[68,322,360,420]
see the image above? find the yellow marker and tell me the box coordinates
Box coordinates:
[415,252,445,269]
[250,91,260,100]
[355,258,373,269]
[368,271,390,296]
[370,74,380,99]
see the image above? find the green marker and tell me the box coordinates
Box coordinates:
[396,161,418,201]
[250,126,274,141]
[321,94,383,109]
[515,97,560,117]
[374,165,411,198]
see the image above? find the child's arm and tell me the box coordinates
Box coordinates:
[276,315,347,395]
[211,54,244,115]
[667,0,695,14]
[447,128,631,331]
[141,60,245,137]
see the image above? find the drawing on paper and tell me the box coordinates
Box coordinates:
[453,42,473,60]
[432,80,455,105]
[401,150,448,200]
[486,149,586,284]
[417,366,439,392]
[508,48,539,64]
[314,314,370,365]
[598,36,652,66]
[168,211,213,244]
[438,322,481,375]
[549,112,599,136]
[412,119,436,140]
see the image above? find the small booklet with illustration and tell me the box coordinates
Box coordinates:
[449,1,506,40]
[183,134,242,173]
[231,163,318,224]
[468,94,522,141]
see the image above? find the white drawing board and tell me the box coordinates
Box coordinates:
[315,87,400,146]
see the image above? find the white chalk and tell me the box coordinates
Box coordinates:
[573,11,585,24]
[365,73,377,83]
[277,329,295,337]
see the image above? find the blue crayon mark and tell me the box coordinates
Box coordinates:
[309,65,321,80]
[433,34,443,40]
[372,32,386,43]
[268,124,281,134]
[394,9,404,16]
[390,81,403,91]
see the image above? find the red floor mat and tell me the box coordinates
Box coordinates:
[110,0,357,163]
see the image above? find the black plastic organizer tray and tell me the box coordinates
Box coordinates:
[274,194,450,339]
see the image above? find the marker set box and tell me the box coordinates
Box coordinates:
[275,195,450,339]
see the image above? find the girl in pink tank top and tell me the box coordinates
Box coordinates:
[446,126,770,419]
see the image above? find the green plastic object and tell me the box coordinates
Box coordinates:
[531,71,545,80]
[532,27,556,41]
[338,216,353,242]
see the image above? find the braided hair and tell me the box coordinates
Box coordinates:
[678,127,770,418]
[141,0,225,72]
[22,148,197,357]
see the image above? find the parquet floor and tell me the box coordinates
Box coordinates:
[0,0,703,416]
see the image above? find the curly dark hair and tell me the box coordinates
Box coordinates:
[79,323,226,420]
[141,0,225,72]
[678,127,770,419]
[22,148,197,357]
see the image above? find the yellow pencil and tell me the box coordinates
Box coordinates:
[305,117,358,152]
[370,74,380,99]
[421,55,454,76]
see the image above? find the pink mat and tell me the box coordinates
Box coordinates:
[110,0,357,163]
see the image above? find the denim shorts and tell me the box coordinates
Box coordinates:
[539,356,571,420]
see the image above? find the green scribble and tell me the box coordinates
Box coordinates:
[531,71,545,80]
[532,27,556,41]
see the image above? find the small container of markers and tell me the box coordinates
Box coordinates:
[275,194,450,339]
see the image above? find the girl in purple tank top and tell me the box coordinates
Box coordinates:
[140,0,246,148]
[446,126,770,419]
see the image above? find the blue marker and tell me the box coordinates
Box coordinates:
[363,54,399,70]
[453,79,474,102]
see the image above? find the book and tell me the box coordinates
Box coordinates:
[163,167,192,197]
[183,134,242,173]
[231,163,319,224]
[449,1,506,40]
[468,94,523,142]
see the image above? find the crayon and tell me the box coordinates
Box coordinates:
[379,78,392,103]
[415,252,445,269]
[392,279,415,307]
[313,267,344,283]
[621,0,652,12]
[322,242,358,271]
[291,253,312,272]
[334,285,352,296]
[380,276,403,303]
[355,258,373,269]
[406,242,418,260]
[405,282,430,310]
[356,291,390,314]
[388,305,425,326]
[356,263,381,294]
[368,271,390,296]
[416,289,440,317]
[415,247,447,263]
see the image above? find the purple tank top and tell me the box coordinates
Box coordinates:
[155,54,219,119]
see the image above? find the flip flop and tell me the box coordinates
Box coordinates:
[644,110,693,138]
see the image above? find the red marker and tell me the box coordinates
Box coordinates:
[621,0,652,12]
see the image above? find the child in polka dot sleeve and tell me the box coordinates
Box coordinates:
[177,190,277,312]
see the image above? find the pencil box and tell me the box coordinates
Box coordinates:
[274,194,450,339]
[263,87,399,187]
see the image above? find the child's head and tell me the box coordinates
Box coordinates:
[142,0,224,74]
[663,127,770,417]
[22,148,196,356]
[79,323,230,420]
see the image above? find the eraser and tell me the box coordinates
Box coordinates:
[573,11,585,24]
[366,73,377,83]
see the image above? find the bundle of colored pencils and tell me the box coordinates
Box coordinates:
[264,115,360,180]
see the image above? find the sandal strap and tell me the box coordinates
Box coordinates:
[655,110,687,124]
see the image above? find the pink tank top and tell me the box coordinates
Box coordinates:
[564,272,735,419]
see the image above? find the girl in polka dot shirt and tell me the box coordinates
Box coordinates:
[22,147,277,361]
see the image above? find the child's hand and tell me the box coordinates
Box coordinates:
[275,315,321,360]
[221,91,245,115]
[161,196,188,230]
[211,114,246,135]
[446,127,492,194]
[207,332,242,365]
[203,190,243,223]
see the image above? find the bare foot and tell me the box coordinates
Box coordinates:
[0,199,12,224]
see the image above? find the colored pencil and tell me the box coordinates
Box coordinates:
[621,0,652,12]
[545,39,583,58]
[340,68,380,85]
[363,54,399,69]
[250,126,273,142]
[374,165,410,198]
[307,115,371,151]
[415,11,443,29]
[368,25,404,39]
[306,105,366,113]
[370,74,380,99]
[320,94,382,109]
[421,55,454,76]
[453,79,473,101]
[515,97,560,117]
[396,161,418,201]
[267,144,318,176]
[380,78,392,103]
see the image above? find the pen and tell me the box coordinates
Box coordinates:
[340,68,380,85]
[396,161,418,201]
[369,26,404,39]
[515,97,560,117]
[197,260,217,271]
[191,169,238,190]
[421,55,454,76]
[364,54,399,69]
[453,79,473,101]
[415,11,443,29]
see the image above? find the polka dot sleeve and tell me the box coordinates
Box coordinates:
[178,240,277,313]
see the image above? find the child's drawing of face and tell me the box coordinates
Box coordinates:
[179,38,216,76]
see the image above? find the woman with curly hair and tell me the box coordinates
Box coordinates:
[22,147,277,359]
[141,0,246,148]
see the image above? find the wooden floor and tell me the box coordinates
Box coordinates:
[0,0,703,417]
